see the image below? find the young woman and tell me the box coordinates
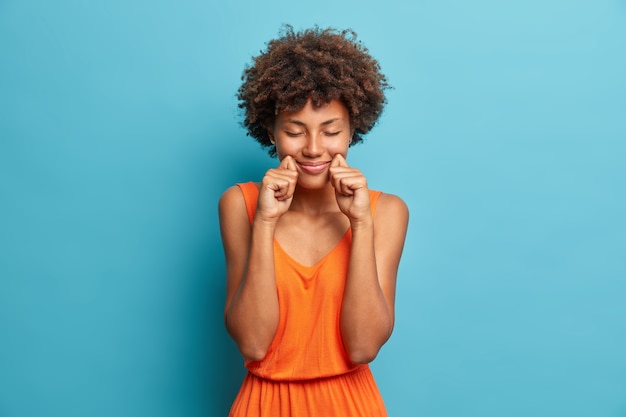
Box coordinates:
[219,25,409,417]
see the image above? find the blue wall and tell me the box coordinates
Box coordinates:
[1,1,625,416]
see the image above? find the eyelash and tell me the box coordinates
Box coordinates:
[284,131,341,137]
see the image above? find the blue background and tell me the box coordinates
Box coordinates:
[1,0,625,416]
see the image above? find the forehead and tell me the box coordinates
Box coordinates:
[276,99,349,125]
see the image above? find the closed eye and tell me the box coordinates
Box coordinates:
[324,131,341,136]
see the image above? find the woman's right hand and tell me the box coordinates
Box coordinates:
[256,155,298,222]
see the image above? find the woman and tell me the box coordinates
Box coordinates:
[219,25,409,416]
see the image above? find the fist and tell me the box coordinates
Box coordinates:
[328,154,371,222]
[257,156,298,222]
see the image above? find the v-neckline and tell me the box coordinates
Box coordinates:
[274,227,352,269]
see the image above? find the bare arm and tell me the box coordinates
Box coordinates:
[219,157,298,361]
[330,155,409,363]
[342,193,408,363]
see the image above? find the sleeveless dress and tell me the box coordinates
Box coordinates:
[228,182,388,417]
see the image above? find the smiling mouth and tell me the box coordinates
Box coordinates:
[297,161,331,174]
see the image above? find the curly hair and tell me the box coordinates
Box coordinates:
[237,25,391,157]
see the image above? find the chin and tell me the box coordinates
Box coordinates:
[297,175,330,190]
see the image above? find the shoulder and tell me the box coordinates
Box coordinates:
[218,185,244,211]
[219,182,260,207]
[219,182,263,225]
[375,191,409,220]
[372,191,409,237]
[218,184,252,218]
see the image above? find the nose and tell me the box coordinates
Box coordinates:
[303,132,323,157]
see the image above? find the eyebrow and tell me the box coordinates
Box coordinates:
[285,118,341,127]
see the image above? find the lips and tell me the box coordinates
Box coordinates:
[297,161,331,175]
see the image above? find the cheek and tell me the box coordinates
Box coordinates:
[274,141,297,160]
[326,136,350,156]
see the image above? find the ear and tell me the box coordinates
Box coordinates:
[267,130,275,145]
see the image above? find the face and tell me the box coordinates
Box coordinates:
[269,99,352,189]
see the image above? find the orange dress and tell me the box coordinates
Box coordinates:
[228,182,387,417]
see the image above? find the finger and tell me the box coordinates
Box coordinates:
[330,153,349,168]
[339,177,360,195]
[332,175,353,196]
[267,179,290,200]
[266,166,297,182]
[277,160,298,199]
[266,172,297,201]
[278,155,289,168]
[279,155,297,171]
[335,172,368,196]
[330,167,362,186]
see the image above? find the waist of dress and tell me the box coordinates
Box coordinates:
[247,363,370,383]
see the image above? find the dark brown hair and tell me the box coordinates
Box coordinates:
[237,25,391,156]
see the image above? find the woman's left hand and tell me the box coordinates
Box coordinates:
[329,154,372,223]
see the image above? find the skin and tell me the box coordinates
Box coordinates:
[218,99,409,364]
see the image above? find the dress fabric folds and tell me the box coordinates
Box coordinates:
[229,182,387,417]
